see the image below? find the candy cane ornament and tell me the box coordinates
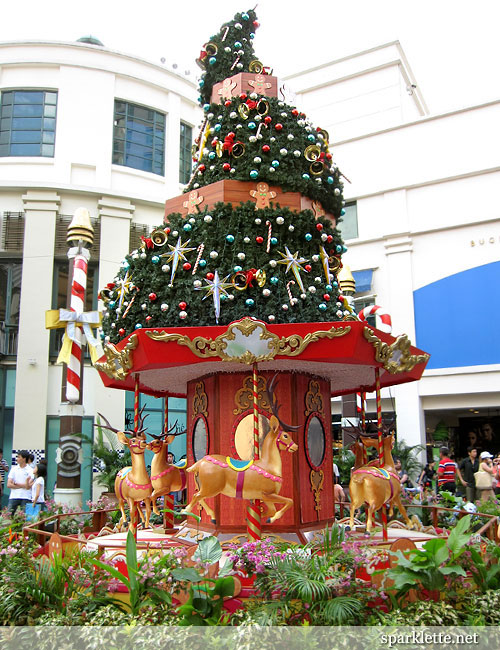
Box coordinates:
[66,247,90,403]
[286,280,296,306]
[192,243,205,274]
[358,305,392,333]
[265,220,272,253]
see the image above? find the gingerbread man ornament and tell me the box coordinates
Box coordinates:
[183,190,204,215]
[250,182,277,209]
[248,74,272,96]
[218,77,237,100]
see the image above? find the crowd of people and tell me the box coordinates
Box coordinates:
[0,449,46,517]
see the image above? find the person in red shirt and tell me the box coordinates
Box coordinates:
[437,446,457,493]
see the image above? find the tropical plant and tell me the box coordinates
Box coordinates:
[392,439,424,483]
[386,514,471,602]
[333,448,355,485]
[93,530,176,616]
[367,599,464,626]
[86,416,131,492]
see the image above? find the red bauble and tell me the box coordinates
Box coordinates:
[206,272,214,281]
[223,163,231,171]
[183,262,192,271]
[305,264,312,272]
[275,123,283,131]
[178,301,187,310]
[323,294,330,301]
[327,235,334,243]
[224,100,232,107]
[227,131,235,139]
[165,227,171,234]
[326,152,332,160]
[291,109,299,117]
[264,116,272,124]
[198,164,206,172]
[338,294,344,302]
[256,236,264,244]
[239,93,247,100]
[146,316,152,322]
[262,144,270,153]
[118,328,125,336]
[253,20,259,27]
[211,138,218,147]
[316,223,323,231]
[148,292,157,301]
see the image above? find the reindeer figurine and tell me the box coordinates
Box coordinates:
[349,433,411,532]
[147,423,187,516]
[183,374,299,524]
[97,411,153,533]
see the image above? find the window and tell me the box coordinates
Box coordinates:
[179,122,192,184]
[113,100,165,175]
[130,222,150,251]
[337,201,358,240]
[1,212,25,252]
[353,296,376,327]
[0,90,57,157]
[0,261,22,356]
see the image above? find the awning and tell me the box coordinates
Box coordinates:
[352,269,373,293]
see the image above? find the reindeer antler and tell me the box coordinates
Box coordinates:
[96,409,149,439]
[265,373,301,431]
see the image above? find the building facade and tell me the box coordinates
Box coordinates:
[289,42,500,457]
[0,39,198,501]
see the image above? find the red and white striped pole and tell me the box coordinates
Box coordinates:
[246,363,262,541]
[65,247,90,403]
[163,396,175,530]
[375,367,388,541]
[134,375,140,433]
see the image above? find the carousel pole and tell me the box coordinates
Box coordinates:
[375,368,388,541]
[132,374,140,539]
[163,395,175,531]
[246,363,262,541]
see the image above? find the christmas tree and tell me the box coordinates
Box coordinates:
[100,9,350,345]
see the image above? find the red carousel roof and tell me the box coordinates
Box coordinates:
[95,317,430,398]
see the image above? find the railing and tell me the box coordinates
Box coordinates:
[0,322,18,356]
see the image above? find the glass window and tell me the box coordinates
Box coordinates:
[0,90,57,157]
[179,122,192,185]
[337,202,358,240]
[112,100,165,176]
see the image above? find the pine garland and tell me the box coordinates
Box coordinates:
[101,202,349,344]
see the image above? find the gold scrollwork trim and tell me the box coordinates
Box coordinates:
[363,327,430,374]
[304,379,324,417]
[233,374,271,415]
[146,318,351,364]
[94,334,138,381]
[192,381,208,418]
[309,469,325,512]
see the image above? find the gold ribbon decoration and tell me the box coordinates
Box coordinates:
[46,308,102,364]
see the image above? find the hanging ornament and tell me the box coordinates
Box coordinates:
[192,243,205,274]
[195,269,232,323]
[276,246,309,293]
[286,281,296,306]
[319,246,331,284]
[115,271,133,310]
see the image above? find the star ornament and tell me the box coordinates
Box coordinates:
[195,270,232,323]
[116,271,133,310]
[319,246,331,284]
[276,246,309,293]
[160,237,196,286]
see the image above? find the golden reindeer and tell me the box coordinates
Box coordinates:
[98,412,153,533]
[147,423,187,515]
[349,433,411,532]
[183,375,299,524]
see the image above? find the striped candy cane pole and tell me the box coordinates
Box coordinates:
[375,367,388,541]
[134,375,140,433]
[66,247,90,403]
[246,363,262,542]
[358,305,392,333]
[163,396,175,530]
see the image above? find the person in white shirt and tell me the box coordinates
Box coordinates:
[30,463,46,509]
[7,450,34,514]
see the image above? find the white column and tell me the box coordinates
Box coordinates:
[13,191,60,449]
[90,196,136,432]
[383,189,425,449]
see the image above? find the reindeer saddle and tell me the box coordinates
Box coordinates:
[226,457,254,472]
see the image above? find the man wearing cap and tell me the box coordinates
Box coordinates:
[477,451,495,501]
[437,447,457,493]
